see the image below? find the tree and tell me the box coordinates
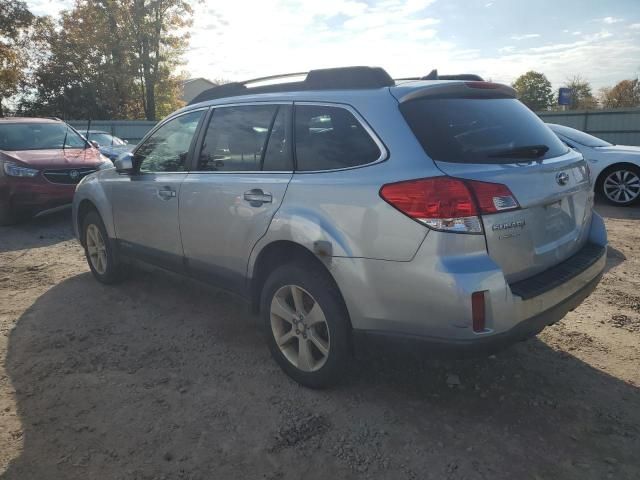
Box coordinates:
[20,0,191,120]
[0,0,34,116]
[128,0,193,120]
[564,75,598,110]
[599,79,640,109]
[512,71,555,111]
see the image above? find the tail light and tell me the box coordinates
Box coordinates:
[379,176,519,234]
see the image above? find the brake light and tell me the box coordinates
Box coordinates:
[379,177,519,234]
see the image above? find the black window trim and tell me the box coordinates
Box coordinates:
[132,107,208,175]
[188,101,295,174]
[292,101,389,174]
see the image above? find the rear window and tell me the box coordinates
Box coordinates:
[400,98,568,164]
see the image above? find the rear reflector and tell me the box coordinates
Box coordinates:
[379,177,519,234]
[471,291,486,332]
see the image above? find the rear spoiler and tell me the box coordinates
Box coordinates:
[398,82,517,103]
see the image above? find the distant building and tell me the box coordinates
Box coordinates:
[181,78,218,104]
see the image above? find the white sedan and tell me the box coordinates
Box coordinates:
[548,123,640,206]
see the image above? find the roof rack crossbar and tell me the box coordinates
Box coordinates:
[242,71,308,86]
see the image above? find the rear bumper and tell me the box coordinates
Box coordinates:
[353,268,602,355]
[331,212,607,351]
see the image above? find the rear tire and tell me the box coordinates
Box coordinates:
[597,165,640,206]
[260,262,351,388]
[82,210,127,284]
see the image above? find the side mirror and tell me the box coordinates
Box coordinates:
[89,140,100,148]
[114,152,134,173]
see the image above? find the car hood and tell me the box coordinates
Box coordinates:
[594,145,640,155]
[0,148,104,168]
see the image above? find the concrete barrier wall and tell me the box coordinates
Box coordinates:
[538,108,640,146]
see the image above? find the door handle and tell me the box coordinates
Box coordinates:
[158,187,176,200]
[243,189,272,206]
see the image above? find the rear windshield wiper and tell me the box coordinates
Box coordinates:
[488,144,549,159]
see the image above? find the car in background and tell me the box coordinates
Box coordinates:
[548,123,640,206]
[84,130,134,162]
[0,117,112,225]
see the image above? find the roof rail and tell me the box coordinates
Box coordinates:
[188,66,395,105]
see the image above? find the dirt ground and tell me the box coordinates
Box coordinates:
[0,203,639,480]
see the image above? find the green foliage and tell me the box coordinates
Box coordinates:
[564,76,598,110]
[0,0,35,116]
[511,71,555,111]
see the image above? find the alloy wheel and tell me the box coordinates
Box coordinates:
[603,170,640,204]
[86,224,108,274]
[270,284,331,372]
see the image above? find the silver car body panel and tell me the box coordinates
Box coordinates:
[73,81,608,345]
[435,151,593,282]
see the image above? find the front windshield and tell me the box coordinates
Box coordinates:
[0,123,87,151]
[550,124,612,148]
[89,132,125,146]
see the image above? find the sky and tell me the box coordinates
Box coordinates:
[26,0,640,91]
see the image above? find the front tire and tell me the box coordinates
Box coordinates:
[82,210,126,284]
[598,165,640,206]
[261,263,351,388]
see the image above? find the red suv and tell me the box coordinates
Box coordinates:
[0,117,112,225]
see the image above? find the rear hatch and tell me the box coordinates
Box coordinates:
[397,83,593,283]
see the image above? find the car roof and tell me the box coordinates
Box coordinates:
[180,66,506,114]
[86,130,110,134]
[0,117,63,124]
[181,80,484,113]
[181,80,514,118]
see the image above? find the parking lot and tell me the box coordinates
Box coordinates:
[0,203,638,480]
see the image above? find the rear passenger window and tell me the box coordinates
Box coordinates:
[197,105,292,171]
[294,105,381,171]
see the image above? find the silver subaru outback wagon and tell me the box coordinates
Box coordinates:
[73,66,607,388]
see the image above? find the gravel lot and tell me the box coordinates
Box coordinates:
[1,203,639,480]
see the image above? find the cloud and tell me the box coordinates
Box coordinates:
[24,0,640,94]
[186,0,448,81]
[602,16,623,24]
[510,33,541,40]
[484,2,494,6]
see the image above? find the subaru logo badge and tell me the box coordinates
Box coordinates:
[69,170,80,180]
[556,172,569,186]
